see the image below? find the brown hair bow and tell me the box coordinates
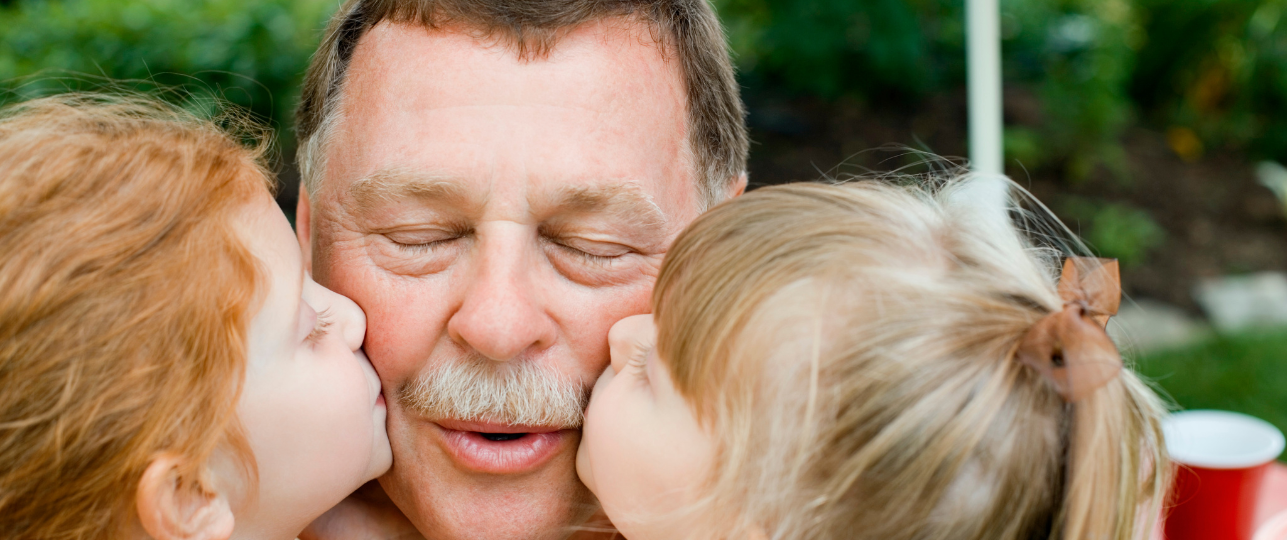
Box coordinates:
[1015,257,1123,402]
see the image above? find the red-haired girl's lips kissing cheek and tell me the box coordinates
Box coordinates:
[432,419,572,474]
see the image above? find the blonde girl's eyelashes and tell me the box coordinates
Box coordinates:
[306,307,333,346]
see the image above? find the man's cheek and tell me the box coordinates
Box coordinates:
[573,286,654,365]
[607,282,656,319]
[362,298,442,377]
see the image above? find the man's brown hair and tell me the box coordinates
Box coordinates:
[295,0,748,206]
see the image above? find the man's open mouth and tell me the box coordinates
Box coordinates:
[432,419,571,474]
[478,432,527,442]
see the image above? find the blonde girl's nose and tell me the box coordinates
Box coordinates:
[607,314,656,374]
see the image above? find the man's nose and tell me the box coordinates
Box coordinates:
[446,227,557,362]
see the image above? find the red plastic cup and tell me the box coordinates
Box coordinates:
[1164,410,1286,540]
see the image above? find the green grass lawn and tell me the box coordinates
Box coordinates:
[1135,330,1287,445]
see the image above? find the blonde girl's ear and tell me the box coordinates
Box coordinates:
[135,454,235,540]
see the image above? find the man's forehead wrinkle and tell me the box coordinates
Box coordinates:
[347,168,484,213]
[358,20,679,103]
[403,103,614,118]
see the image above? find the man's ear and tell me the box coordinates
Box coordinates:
[728,172,748,198]
[136,454,235,540]
[295,182,313,273]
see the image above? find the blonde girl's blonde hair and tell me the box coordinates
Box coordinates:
[0,94,273,539]
[653,178,1171,540]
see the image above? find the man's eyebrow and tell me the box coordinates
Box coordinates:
[538,183,669,232]
[347,168,480,213]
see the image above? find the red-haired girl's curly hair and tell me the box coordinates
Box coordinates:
[0,94,273,539]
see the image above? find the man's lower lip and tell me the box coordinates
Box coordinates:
[433,423,569,474]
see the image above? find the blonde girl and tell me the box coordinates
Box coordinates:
[0,95,390,540]
[577,179,1170,540]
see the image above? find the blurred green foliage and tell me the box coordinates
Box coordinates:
[3,0,1286,183]
[1005,0,1140,180]
[716,0,1287,182]
[715,0,964,101]
[0,0,333,147]
[1137,330,1287,449]
[1131,0,1287,163]
[716,0,1144,179]
[1062,196,1167,266]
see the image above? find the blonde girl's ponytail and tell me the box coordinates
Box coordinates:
[1056,370,1171,539]
[1011,256,1171,540]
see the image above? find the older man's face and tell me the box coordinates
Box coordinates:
[300,19,703,540]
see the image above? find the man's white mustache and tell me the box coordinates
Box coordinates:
[397,354,589,429]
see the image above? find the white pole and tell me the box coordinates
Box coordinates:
[964,0,1008,213]
[968,0,1004,176]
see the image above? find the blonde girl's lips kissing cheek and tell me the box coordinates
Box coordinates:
[354,348,386,409]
